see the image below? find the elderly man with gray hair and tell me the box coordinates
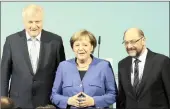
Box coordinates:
[1,4,65,108]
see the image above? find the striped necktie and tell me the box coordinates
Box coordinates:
[133,58,141,93]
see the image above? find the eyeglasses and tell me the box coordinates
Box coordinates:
[122,36,144,45]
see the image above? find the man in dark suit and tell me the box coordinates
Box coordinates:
[1,4,65,108]
[116,28,170,109]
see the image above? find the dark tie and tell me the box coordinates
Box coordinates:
[133,58,140,93]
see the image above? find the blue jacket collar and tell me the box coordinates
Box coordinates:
[69,55,99,66]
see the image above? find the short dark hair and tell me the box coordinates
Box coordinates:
[1,96,15,109]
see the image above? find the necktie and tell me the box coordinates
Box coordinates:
[133,58,140,93]
[29,38,38,74]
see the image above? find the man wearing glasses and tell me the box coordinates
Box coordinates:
[116,28,170,109]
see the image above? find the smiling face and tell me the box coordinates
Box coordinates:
[70,29,97,62]
[123,28,146,57]
[73,37,94,61]
[22,4,44,37]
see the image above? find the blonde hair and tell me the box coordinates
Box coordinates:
[70,29,97,53]
[22,4,44,19]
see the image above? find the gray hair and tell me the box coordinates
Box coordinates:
[22,4,44,19]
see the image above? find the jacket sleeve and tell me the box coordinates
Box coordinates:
[1,37,12,96]
[93,62,118,108]
[50,62,69,108]
[58,36,65,63]
[116,62,126,109]
[162,57,170,106]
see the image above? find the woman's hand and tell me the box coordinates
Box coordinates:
[78,92,95,108]
[67,92,82,107]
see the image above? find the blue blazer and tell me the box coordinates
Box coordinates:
[50,56,118,108]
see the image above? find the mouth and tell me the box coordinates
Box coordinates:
[78,52,86,55]
[127,50,137,56]
[128,50,135,52]
[127,48,136,52]
[31,30,38,32]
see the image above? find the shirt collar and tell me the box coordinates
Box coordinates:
[26,31,41,41]
[132,48,148,63]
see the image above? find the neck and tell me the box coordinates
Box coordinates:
[77,57,92,68]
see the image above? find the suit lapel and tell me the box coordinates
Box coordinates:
[81,56,98,83]
[19,30,47,76]
[36,31,45,74]
[82,63,93,83]
[125,57,136,98]
[71,56,98,85]
[136,49,155,99]
[69,58,83,86]
[19,30,34,75]
[36,30,46,74]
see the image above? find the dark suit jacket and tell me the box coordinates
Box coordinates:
[116,49,170,109]
[1,29,66,108]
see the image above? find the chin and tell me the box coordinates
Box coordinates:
[31,33,39,36]
[128,52,136,57]
[77,57,85,60]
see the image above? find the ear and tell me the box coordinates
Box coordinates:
[142,37,146,45]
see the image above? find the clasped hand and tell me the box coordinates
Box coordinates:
[67,92,94,108]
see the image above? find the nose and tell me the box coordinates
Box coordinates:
[31,22,37,29]
[78,45,83,51]
[126,43,133,48]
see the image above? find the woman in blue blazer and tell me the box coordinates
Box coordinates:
[50,29,117,108]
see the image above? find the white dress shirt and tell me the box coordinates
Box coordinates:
[26,32,41,73]
[131,48,148,85]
